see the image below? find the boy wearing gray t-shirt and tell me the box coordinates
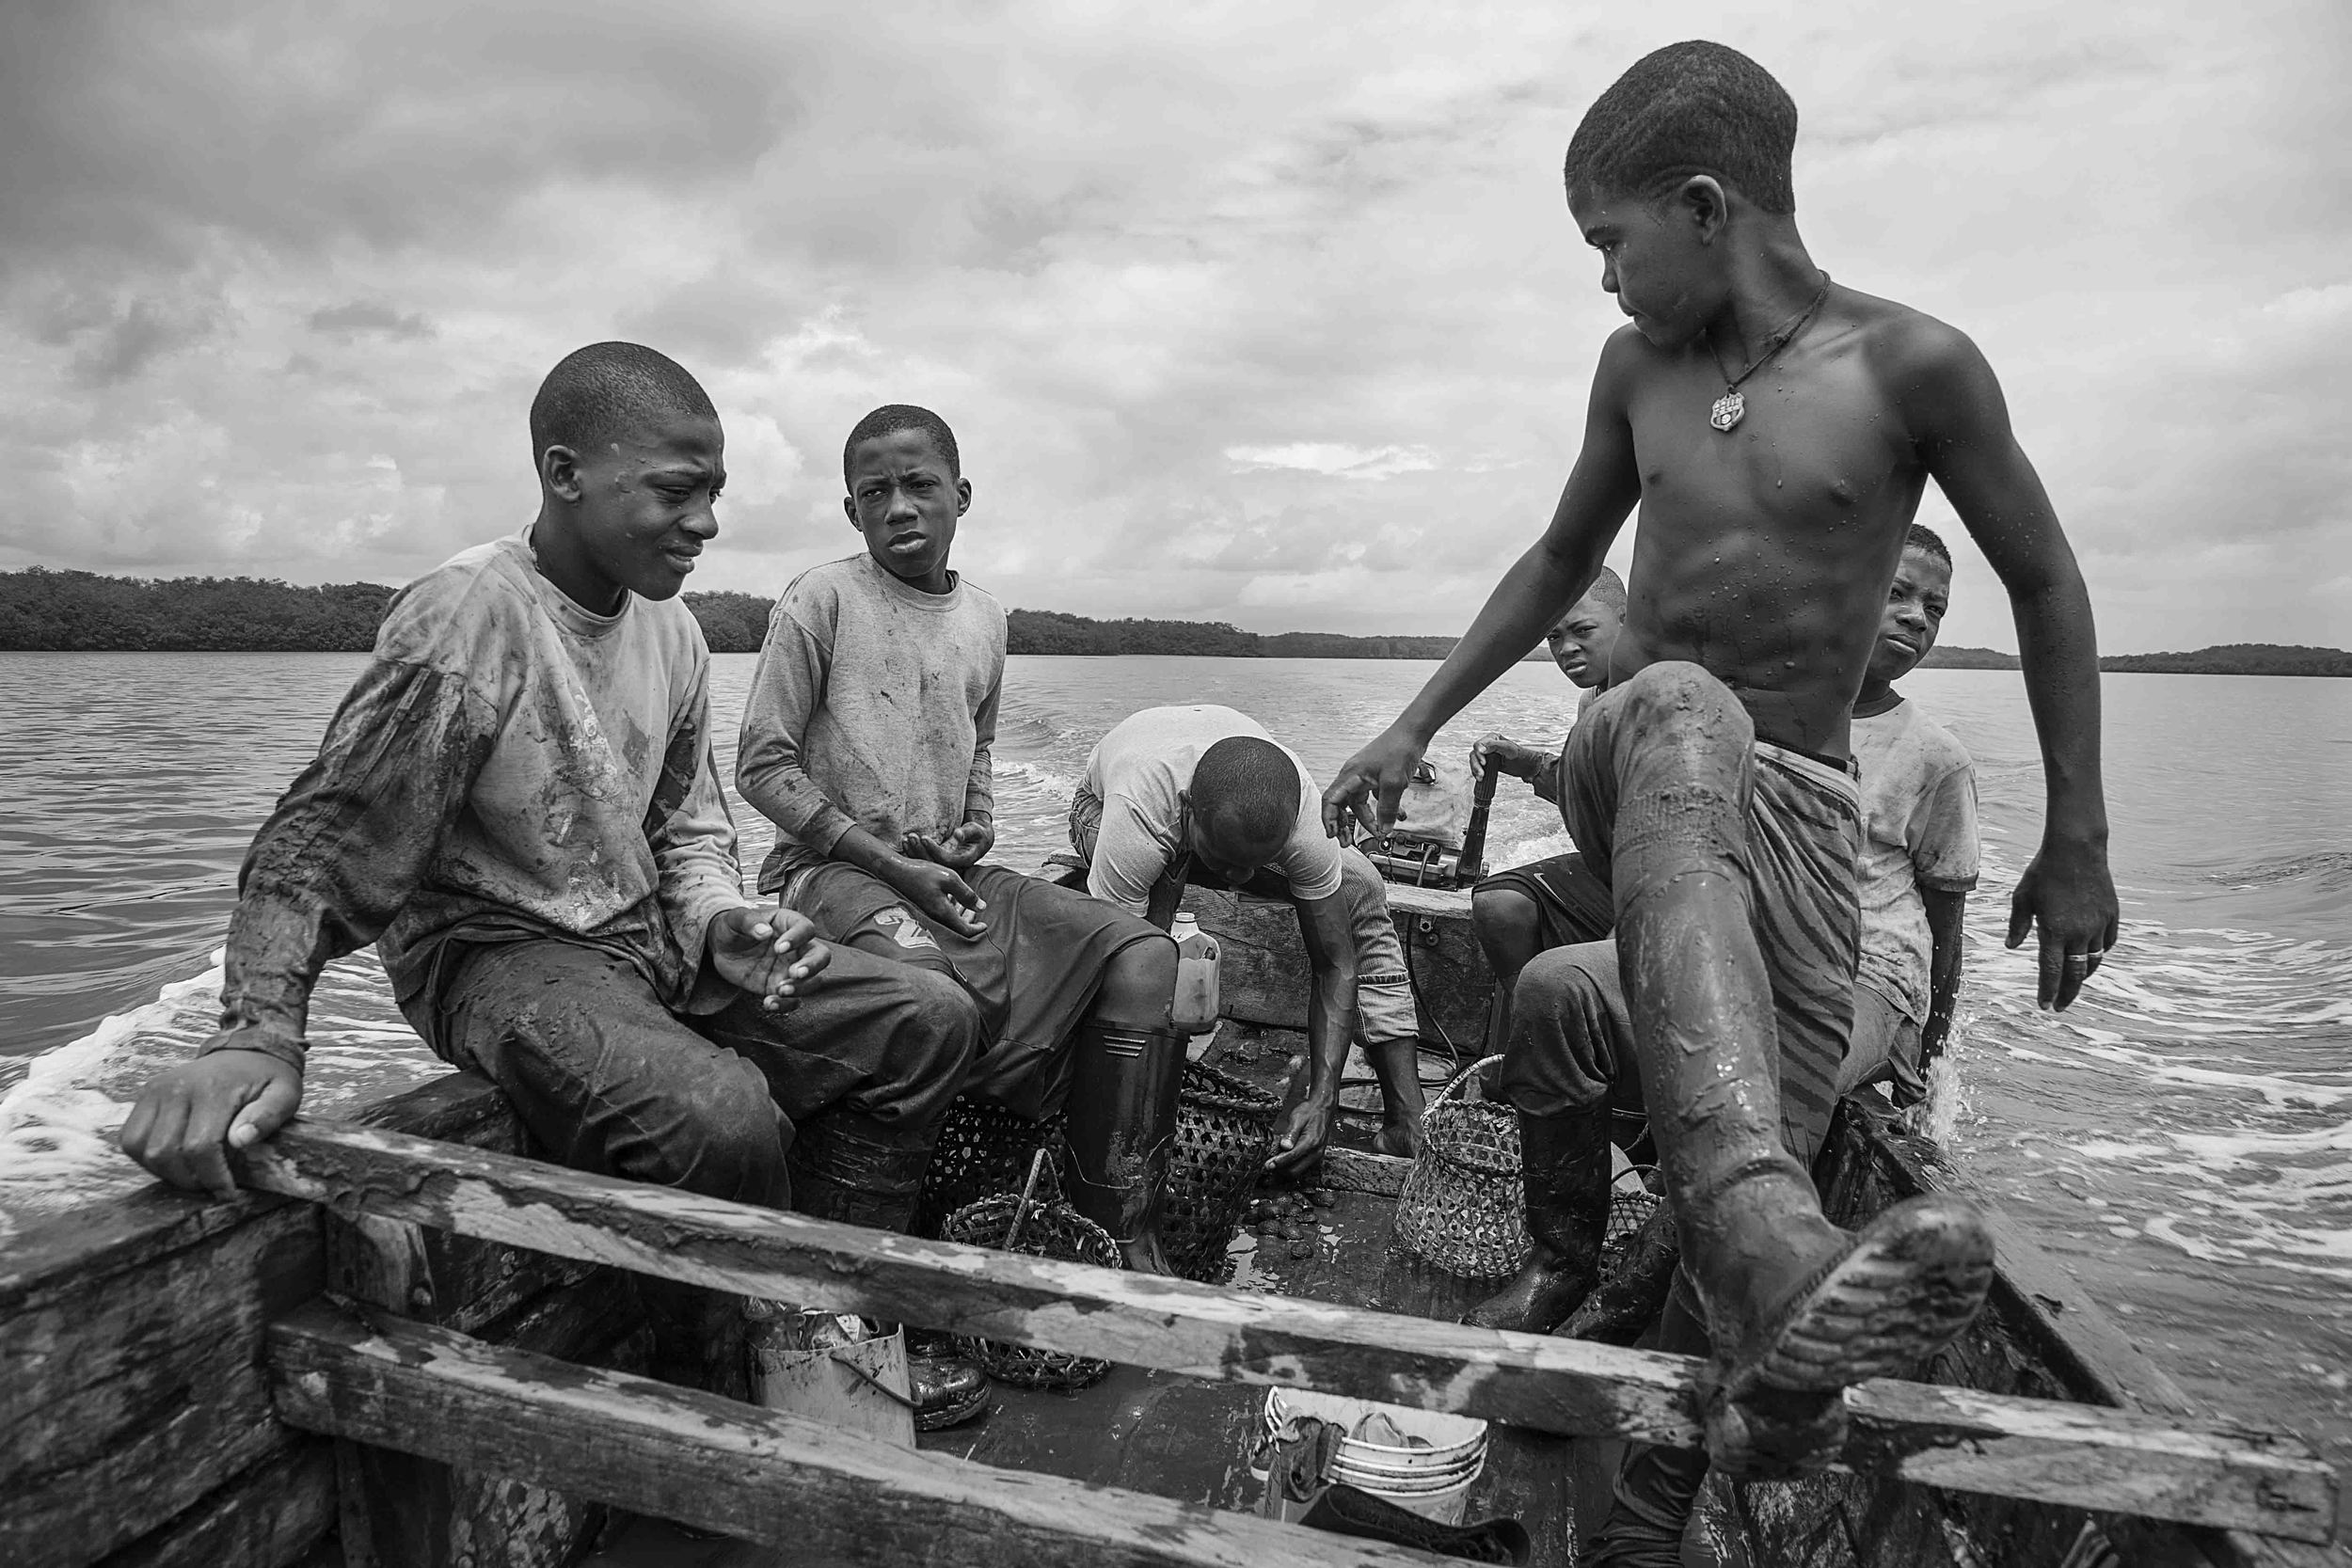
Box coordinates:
[737,405,1184,1285]
[1837,525,1979,1106]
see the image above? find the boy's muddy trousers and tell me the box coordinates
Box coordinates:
[1550,662,1861,1352]
[430,936,980,1211]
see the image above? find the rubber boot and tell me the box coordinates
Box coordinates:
[1582,1282,1710,1566]
[1061,1021,1185,1275]
[1462,1102,1614,1332]
[1615,881,1994,1477]
[1584,1440,1710,1568]
[1555,1199,1681,1345]
[787,1113,989,1431]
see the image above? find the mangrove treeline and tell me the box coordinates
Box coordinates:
[1,568,2344,673]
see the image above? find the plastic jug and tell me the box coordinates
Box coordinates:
[1169,912,1222,1036]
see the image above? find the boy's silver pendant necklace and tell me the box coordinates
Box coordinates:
[1707,271,1832,433]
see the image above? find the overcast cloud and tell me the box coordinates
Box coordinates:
[1,0,2345,651]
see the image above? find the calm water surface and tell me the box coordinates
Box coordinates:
[2,652,2346,1469]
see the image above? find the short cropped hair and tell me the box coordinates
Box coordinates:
[843,404,961,485]
[529,342,715,463]
[1563,41,1799,216]
[1577,567,1628,619]
[1904,523,1953,568]
[1189,736,1300,850]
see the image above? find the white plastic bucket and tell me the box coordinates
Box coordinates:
[1259,1389,1488,1524]
[750,1309,915,1450]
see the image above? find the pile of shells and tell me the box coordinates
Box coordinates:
[1247,1186,1338,1259]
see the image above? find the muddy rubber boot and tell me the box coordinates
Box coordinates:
[1462,1102,1614,1332]
[902,1328,990,1431]
[1555,1200,1681,1346]
[1061,1022,1185,1275]
[787,1114,991,1431]
[1582,1440,1710,1568]
[1617,892,1994,1477]
[1582,1279,1710,1565]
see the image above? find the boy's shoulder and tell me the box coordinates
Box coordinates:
[778,556,1004,619]
[380,531,706,675]
[376,533,542,665]
[1597,286,1988,414]
[778,553,868,604]
[1862,696,1975,784]
[1907,702,1975,781]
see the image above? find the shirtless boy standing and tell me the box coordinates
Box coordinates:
[1324,40,2116,1541]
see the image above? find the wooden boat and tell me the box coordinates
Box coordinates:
[2,879,2339,1568]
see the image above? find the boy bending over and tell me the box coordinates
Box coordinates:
[1325,41,2116,1552]
[1068,704,1431,1168]
[736,405,1182,1274]
[122,344,979,1399]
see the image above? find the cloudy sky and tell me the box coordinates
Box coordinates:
[2,0,2345,652]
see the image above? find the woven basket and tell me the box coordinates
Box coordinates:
[1165,1061,1283,1283]
[941,1192,1123,1388]
[1601,1166,1662,1272]
[914,1096,1065,1237]
[1393,1057,1533,1279]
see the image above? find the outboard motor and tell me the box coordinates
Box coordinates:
[1344,754,1499,890]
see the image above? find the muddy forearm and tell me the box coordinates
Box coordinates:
[218,660,489,1065]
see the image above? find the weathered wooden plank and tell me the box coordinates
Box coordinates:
[0,1206,323,1568]
[1834,1102,2352,1567]
[1847,1377,2337,1544]
[236,1118,2338,1540]
[239,1116,1696,1447]
[271,1301,1452,1568]
[96,1443,338,1568]
[327,1171,644,1568]
[0,1184,288,1311]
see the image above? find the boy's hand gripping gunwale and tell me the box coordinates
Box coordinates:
[119,1044,305,1199]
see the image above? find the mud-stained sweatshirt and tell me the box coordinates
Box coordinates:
[213,529,745,1069]
[737,554,1005,893]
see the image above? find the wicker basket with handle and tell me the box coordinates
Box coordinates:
[1391,1056,1533,1279]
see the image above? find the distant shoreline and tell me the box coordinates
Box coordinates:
[1,568,2344,676]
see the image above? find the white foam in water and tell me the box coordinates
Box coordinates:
[0,957,229,1230]
[0,947,443,1238]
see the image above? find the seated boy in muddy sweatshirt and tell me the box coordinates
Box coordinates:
[119,344,979,1400]
[736,404,1182,1275]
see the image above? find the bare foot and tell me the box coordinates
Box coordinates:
[1371,1120,1423,1159]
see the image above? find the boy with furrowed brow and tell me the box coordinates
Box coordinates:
[119,342,980,1404]
[1324,40,2116,1559]
[736,405,1184,1290]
